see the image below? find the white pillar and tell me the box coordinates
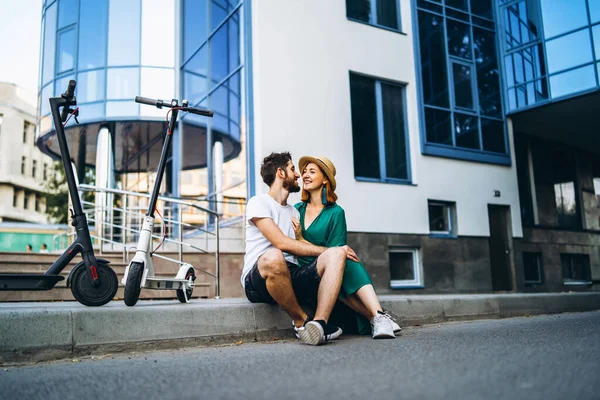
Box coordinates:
[95,127,114,241]
[213,140,224,216]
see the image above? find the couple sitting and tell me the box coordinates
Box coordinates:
[241,152,400,345]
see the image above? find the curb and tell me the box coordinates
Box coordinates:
[1,293,599,363]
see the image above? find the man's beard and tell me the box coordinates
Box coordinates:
[283,173,300,193]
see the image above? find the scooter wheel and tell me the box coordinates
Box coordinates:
[123,262,144,307]
[70,261,118,307]
[176,267,196,303]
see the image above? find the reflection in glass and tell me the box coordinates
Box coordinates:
[40,84,53,116]
[425,107,452,145]
[346,0,371,24]
[418,11,449,107]
[211,21,228,85]
[140,68,174,117]
[591,0,600,23]
[107,68,140,99]
[452,63,474,109]
[474,27,502,117]
[78,103,105,123]
[454,113,480,149]
[229,12,241,72]
[541,0,587,38]
[504,0,541,49]
[376,0,399,30]
[54,74,74,98]
[58,0,77,28]
[381,82,408,180]
[141,0,174,67]
[554,182,578,227]
[546,29,592,74]
[349,74,380,180]
[57,29,75,73]
[107,0,141,66]
[183,0,207,63]
[106,101,139,118]
[77,70,105,103]
[481,118,505,153]
[211,0,229,31]
[446,19,472,60]
[78,0,107,70]
[470,0,493,20]
[446,0,468,11]
[42,3,57,85]
[593,25,600,60]
[550,65,596,98]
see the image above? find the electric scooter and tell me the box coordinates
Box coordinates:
[122,96,213,306]
[0,80,119,306]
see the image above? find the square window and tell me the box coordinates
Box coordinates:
[389,249,423,288]
[523,252,544,284]
[428,201,456,236]
[346,0,401,31]
[561,254,592,284]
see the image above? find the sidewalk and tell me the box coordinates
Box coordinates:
[1,292,599,363]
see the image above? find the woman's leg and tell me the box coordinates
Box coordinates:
[339,284,382,320]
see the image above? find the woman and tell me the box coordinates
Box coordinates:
[293,155,401,339]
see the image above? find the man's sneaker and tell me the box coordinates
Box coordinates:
[293,320,342,341]
[381,310,402,334]
[371,311,395,339]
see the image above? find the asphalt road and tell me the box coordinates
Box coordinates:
[1,311,599,400]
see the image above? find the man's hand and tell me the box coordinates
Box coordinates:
[341,245,360,262]
[291,218,303,241]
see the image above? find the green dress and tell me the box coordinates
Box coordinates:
[294,201,372,335]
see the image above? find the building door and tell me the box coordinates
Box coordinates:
[488,205,513,291]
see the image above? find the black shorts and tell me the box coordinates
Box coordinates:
[244,258,320,306]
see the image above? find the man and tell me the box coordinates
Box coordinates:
[40,243,49,253]
[242,152,359,345]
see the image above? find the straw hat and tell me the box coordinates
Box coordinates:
[298,155,337,191]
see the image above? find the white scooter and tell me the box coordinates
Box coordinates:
[122,95,214,306]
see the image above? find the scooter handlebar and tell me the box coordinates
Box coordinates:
[134,96,214,117]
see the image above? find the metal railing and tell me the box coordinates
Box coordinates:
[54,184,223,298]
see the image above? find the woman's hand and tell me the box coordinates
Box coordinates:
[341,245,360,262]
[292,218,303,240]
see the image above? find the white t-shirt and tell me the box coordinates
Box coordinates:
[241,194,300,288]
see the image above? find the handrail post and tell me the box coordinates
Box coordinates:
[215,213,220,299]
[123,194,128,263]
[178,204,183,263]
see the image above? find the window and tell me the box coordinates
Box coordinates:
[523,252,544,285]
[428,201,456,236]
[561,254,592,284]
[349,73,410,182]
[23,191,29,209]
[13,191,18,208]
[23,122,29,144]
[43,163,48,180]
[346,0,401,31]
[78,0,108,70]
[57,28,76,73]
[416,2,508,164]
[21,157,26,175]
[32,160,37,178]
[389,249,423,288]
[35,194,41,212]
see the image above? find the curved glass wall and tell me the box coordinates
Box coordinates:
[500,0,600,111]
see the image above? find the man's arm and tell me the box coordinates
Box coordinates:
[253,217,327,256]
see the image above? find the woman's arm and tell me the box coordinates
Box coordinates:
[326,207,348,247]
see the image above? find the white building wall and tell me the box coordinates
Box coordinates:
[250,0,522,238]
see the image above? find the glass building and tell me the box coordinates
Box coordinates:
[37,0,245,199]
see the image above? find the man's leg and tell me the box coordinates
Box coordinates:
[257,248,308,328]
[313,247,347,322]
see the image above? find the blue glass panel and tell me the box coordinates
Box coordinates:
[77,70,105,102]
[183,72,208,106]
[228,72,241,124]
[481,118,505,153]
[228,122,240,141]
[211,0,228,31]
[54,74,74,97]
[418,11,449,107]
[210,21,228,85]
[593,25,600,60]
[425,107,452,145]
[210,84,228,116]
[540,0,587,39]
[106,68,139,99]
[229,11,241,71]
[57,28,76,73]
[107,0,141,66]
[546,29,593,74]
[42,3,57,84]
[446,0,468,11]
[78,102,105,122]
[507,88,517,110]
[376,0,399,30]
[446,19,472,60]
[470,0,493,20]
[106,101,139,117]
[550,65,596,98]
[454,113,480,149]
[590,0,600,23]
[183,0,207,63]
[78,0,107,70]
[40,84,53,116]
[452,63,474,109]
[58,0,77,28]
[346,0,371,24]
[514,52,525,83]
[505,56,515,87]
[474,27,502,117]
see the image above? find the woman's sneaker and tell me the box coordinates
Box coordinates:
[381,310,402,334]
[293,320,342,345]
[371,311,395,339]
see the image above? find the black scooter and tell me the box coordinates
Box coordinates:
[0,80,119,306]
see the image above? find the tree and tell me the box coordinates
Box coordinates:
[43,161,96,224]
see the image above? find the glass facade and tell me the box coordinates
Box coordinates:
[500,0,600,111]
[415,0,508,165]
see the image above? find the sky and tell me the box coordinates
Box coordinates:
[0,0,43,95]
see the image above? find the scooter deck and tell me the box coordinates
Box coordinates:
[0,274,65,291]
[145,277,192,290]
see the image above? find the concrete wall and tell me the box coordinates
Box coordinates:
[250,0,523,238]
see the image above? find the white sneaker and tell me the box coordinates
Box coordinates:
[382,311,402,334]
[371,311,395,339]
[293,320,342,341]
